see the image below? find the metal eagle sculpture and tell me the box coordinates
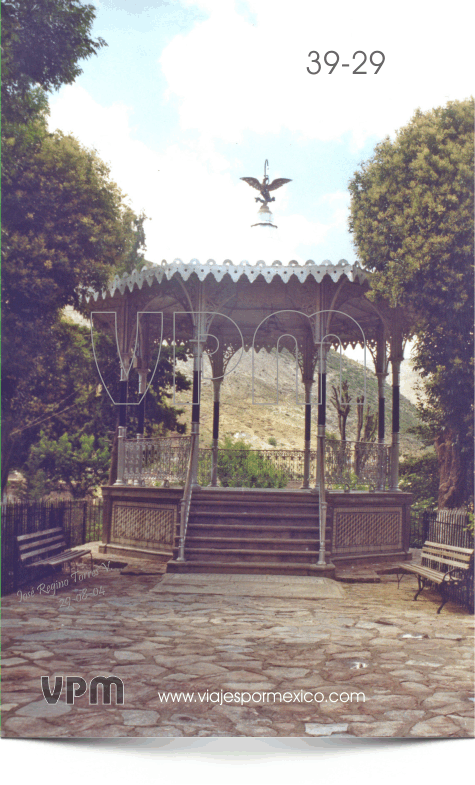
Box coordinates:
[241,160,291,205]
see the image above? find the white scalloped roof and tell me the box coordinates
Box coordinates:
[85,258,368,302]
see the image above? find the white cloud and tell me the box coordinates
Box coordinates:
[48,84,343,263]
[161,0,474,147]
[47,1,472,265]
[48,85,160,210]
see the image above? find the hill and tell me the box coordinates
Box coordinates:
[175,348,423,457]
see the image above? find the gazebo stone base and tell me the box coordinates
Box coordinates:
[100,485,182,564]
[332,551,412,567]
[328,490,413,561]
[98,543,172,562]
[100,485,412,574]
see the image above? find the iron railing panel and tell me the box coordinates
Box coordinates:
[124,436,192,486]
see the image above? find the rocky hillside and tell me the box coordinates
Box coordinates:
[175,349,423,457]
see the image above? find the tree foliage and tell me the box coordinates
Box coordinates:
[1,122,150,492]
[18,326,190,499]
[349,99,474,506]
[399,451,439,512]
[1,0,105,123]
[2,123,142,320]
[1,0,189,496]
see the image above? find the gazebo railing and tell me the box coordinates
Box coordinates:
[124,435,192,486]
[122,436,390,490]
[198,441,390,490]
[197,447,315,488]
[325,440,390,491]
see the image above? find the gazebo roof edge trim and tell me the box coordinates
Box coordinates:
[85,259,369,303]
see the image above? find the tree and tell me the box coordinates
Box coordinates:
[1,0,150,496]
[1,124,151,492]
[1,0,191,497]
[355,397,377,445]
[1,0,105,123]
[349,99,474,507]
[330,379,351,441]
[19,335,191,499]
[399,451,439,512]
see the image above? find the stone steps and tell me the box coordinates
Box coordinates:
[183,524,320,539]
[167,560,331,577]
[167,488,335,577]
[185,535,324,549]
[183,547,320,564]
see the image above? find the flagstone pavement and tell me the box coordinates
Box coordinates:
[1,553,474,739]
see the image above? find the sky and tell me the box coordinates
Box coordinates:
[27,0,475,783]
[47,0,474,267]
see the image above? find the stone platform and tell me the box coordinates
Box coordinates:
[153,573,345,600]
[1,555,473,739]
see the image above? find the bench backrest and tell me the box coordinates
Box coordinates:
[421,541,474,573]
[17,527,67,565]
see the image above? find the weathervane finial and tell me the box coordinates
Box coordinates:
[241,161,291,206]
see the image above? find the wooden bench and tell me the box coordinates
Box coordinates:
[396,541,474,613]
[17,527,93,578]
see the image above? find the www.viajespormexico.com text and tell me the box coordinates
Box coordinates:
[157,690,365,706]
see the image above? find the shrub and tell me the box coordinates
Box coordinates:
[217,436,288,488]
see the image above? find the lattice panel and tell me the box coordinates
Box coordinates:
[111,502,176,548]
[333,507,402,554]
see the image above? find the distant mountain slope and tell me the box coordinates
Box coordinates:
[175,349,423,457]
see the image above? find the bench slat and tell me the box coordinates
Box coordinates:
[35,549,91,567]
[17,528,64,543]
[19,535,65,555]
[423,541,474,555]
[400,565,446,583]
[422,556,472,571]
[19,541,67,563]
[422,546,472,562]
[18,532,65,547]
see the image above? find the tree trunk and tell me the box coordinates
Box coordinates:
[1,429,16,498]
[435,428,465,508]
[330,382,351,441]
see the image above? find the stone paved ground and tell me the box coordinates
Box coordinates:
[1,557,474,739]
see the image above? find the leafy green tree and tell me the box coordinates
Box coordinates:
[2,0,120,494]
[2,125,140,317]
[1,0,105,123]
[1,125,150,492]
[1,0,190,498]
[25,431,110,499]
[14,320,191,497]
[3,319,92,494]
[349,99,474,507]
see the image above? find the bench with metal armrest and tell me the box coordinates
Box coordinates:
[396,540,474,614]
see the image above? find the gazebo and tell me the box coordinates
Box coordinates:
[84,254,413,577]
